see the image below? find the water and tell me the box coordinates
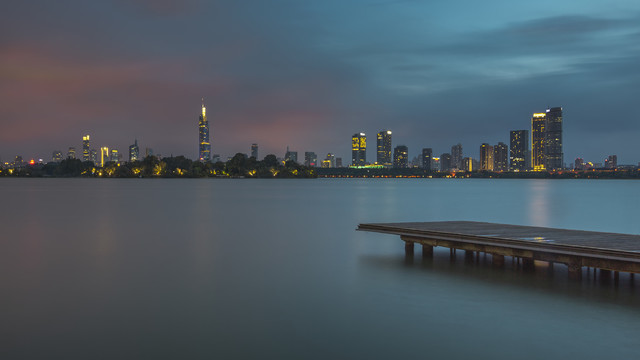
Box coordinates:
[1,178,639,359]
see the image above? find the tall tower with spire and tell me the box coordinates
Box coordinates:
[198,97,211,162]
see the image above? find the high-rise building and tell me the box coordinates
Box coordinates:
[510,130,529,171]
[544,107,563,170]
[574,158,585,170]
[90,149,97,164]
[432,157,440,171]
[605,155,617,169]
[145,148,154,158]
[304,152,317,167]
[100,147,109,167]
[451,143,462,170]
[52,151,63,163]
[67,147,76,160]
[531,112,546,171]
[322,153,336,168]
[493,142,508,171]
[376,130,392,166]
[480,143,494,171]
[462,157,473,172]
[440,153,452,172]
[285,146,298,163]
[110,149,119,163]
[82,135,90,161]
[336,158,343,167]
[393,145,408,168]
[198,98,211,162]
[129,139,139,162]
[351,133,366,166]
[251,144,258,159]
[422,148,433,170]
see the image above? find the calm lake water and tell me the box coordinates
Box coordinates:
[1,178,639,359]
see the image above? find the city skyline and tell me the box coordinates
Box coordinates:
[1,1,640,164]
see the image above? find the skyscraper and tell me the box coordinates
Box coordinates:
[82,135,90,161]
[322,153,336,168]
[100,147,109,167]
[493,142,508,171]
[451,143,462,170]
[544,107,563,170]
[110,149,119,163]
[393,145,408,168]
[376,130,392,166]
[422,148,432,170]
[480,143,494,171]
[251,144,258,159]
[304,152,317,167]
[67,147,76,160]
[52,151,63,163]
[198,98,211,162]
[285,146,298,163]
[440,153,452,172]
[129,139,139,162]
[510,130,529,171]
[531,112,546,171]
[605,155,617,169]
[351,133,366,166]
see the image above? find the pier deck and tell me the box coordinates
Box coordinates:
[357,221,640,279]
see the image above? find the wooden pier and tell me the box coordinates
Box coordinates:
[357,221,640,280]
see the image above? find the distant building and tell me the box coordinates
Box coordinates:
[574,158,585,170]
[304,152,317,167]
[605,155,617,169]
[510,130,529,171]
[145,148,154,158]
[351,133,366,166]
[544,107,563,170]
[422,148,432,170]
[82,135,90,161]
[90,149,97,164]
[67,147,76,160]
[376,130,392,166]
[322,153,336,168]
[129,139,139,162]
[393,145,408,168]
[480,143,494,171]
[531,112,546,171]
[211,154,221,163]
[440,153,452,172]
[251,143,258,159]
[462,157,473,172]
[432,157,440,171]
[52,151,63,163]
[493,142,508,171]
[110,149,119,163]
[198,98,211,162]
[285,147,298,163]
[451,143,462,170]
[336,157,343,168]
[100,147,109,167]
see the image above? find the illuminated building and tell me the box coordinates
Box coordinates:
[304,152,317,167]
[67,147,76,160]
[432,157,440,171]
[376,130,392,166]
[575,158,585,170]
[493,142,508,171]
[480,143,494,171]
[129,139,139,162]
[440,153,452,171]
[90,149,97,164]
[462,157,473,172]
[605,155,617,169]
[100,147,109,167]
[322,153,336,168]
[544,107,563,170]
[531,112,546,170]
[451,143,462,170]
[422,148,432,170]
[146,148,154,158]
[52,151,63,163]
[509,130,529,171]
[393,145,408,168]
[285,146,298,163]
[82,135,90,161]
[251,144,258,159]
[351,133,366,166]
[198,98,211,162]
[111,149,119,163]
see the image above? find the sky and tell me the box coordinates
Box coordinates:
[1,0,640,164]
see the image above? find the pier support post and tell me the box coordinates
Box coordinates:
[422,245,433,258]
[464,250,474,263]
[568,260,582,280]
[600,269,611,282]
[522,258,535,272]
[405,242,414,256]
[492,254,505,268]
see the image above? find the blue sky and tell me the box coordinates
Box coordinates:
[1,0,639,164]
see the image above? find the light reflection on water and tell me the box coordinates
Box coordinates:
[1,178,639,359]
